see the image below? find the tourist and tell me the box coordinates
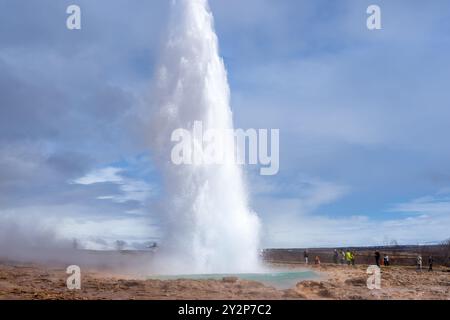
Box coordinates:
[417,255,422,271]
[374,251,381,267]
[333,249,339,264]
[350,251,356,266]
[428,256,433,272]
[340,250,346,264]
[383,254,390,266]
[315,255,321,265]
[304,250,309,265]
[345,250,352,266]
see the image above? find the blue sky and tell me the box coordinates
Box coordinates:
[1,0,450,250]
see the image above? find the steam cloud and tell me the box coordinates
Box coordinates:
[149,0,261,274]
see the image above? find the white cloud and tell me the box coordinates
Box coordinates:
[250,174,350,213]
[72,167,123,185]
[263,210,450,248]
[97,180,154,203]
[254,180,450,248]
[389,193,450,216]
[73,166,155,204]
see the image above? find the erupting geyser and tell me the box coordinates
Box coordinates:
[150,0,261,274]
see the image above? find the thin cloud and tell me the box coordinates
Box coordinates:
[389,194,450,216]
[73,166,156,204]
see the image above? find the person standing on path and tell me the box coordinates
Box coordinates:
[345,250,352,266]
[374,251,381,267]
[383,254,390,266]
[304,250,309,265]
[417,255,423,271]
[428,256,433,271]
[341,250,346,264]
[333,249,339,264]
[350,251,356,266]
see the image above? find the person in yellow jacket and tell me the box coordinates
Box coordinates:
[350,251,356,266]
[345,250,352,265]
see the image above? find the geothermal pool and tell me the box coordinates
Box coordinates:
[149,270,319,289]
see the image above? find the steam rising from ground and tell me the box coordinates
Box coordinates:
[0,0,261,275]
[149,0,261,274]
[0,212,154,274]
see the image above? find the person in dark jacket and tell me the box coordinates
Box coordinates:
[304,250,309,265]
[428,256,433,271]
[333,249,339,264]
[374,251,381,267]
[351,251,356,266]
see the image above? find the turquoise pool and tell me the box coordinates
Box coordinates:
[149,270,318,289]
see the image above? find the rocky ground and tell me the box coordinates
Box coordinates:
[296,264,449,299]
[0,260,448,300]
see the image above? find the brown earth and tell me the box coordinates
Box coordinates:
[0,260,449,300]
[296,264,449,300]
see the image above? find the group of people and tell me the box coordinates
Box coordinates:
[374,251,390,267]
[304,249,356,266]
[376,251,434,271]
[331,249,357,265]
[339,249,356,265]
[303,249,435,271]
[303,250,321,265]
